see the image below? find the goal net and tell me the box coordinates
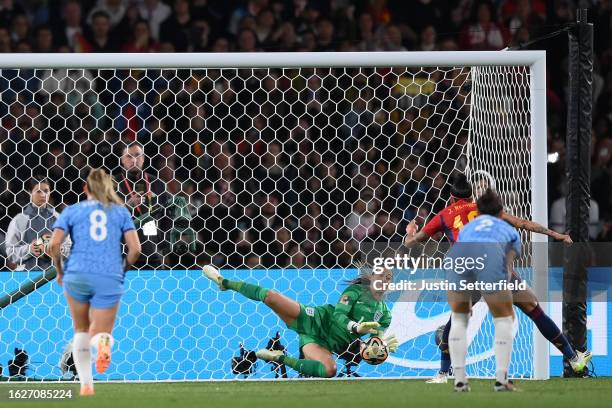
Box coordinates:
[0,52,547,381]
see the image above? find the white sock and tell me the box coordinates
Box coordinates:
[493,315,514,384]
[449,312,470,385]
[90,332,115,351]
[72,332,93,388]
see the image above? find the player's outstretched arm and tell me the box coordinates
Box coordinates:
[404,220,430,248]
[501,213,572,243]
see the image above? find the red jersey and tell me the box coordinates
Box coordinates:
[421,199,479,243]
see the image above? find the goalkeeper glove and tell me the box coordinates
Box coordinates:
[383,334,399,353]
[350,320,380,335]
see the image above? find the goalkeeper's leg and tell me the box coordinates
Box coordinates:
[203,265,301,326]
[257,343,336,378]
[513,284,591,372]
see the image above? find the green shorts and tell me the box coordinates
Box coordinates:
[287,304,333,352]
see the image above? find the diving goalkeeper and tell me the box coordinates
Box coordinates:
[203,265,397,377]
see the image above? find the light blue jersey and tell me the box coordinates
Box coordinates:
[53,200,135,308]
[457,214,522,254]
[445,214,521,293]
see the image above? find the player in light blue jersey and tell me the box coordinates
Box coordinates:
[49,169,141,397]
[444,189,518,392]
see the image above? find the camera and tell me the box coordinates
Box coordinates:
[231,343,257,377]
[169,196,196,256]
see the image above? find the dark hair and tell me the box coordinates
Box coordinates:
[476,188,504,216]
[35,25,52,35]
[133,18,150,31]
[450,173,472,199]
[27,175,51,192]
[122,140,144,154]
[91,10,110,21]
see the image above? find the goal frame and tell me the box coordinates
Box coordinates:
[0,51,548,380]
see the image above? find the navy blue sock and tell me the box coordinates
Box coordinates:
[440,318,452,373]
[527,304,576,360]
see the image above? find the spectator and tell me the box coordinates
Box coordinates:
[367,0,392,25]
[439,37,459,51]
[0,0,26,28]
[236,28,258,52]
[10,13,29,44]
[418,25,437,51]
[116,141,170,269]
[270,21,298,51]
[383,24,406,51]
[211,37,230,52]
[550,182,602,240]
[122,20,160,53]
[356,13,377,51]
[14,40,31,52]
[315,18,334,51]
[255,8,276,46]
[53,0,89,51]
[5,176,69,271]
[460,1,506,50]
[0,27,11,52]
[159,0,197,52]
[159,41,176,52]
[87,10,118,52]
[137,0,172,41]
[191,0,226,37]
[503,0,545,39]
[298,30,316,51]
[87,0,127,29]
[34,25,54,52]
[115,1,140,41]
[229,0,268,35]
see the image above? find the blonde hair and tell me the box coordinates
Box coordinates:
[87,168,123,207]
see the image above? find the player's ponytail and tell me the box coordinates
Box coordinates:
[86,168,124,207]
[346,261,373,286]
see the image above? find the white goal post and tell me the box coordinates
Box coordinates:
[0,51,548,381]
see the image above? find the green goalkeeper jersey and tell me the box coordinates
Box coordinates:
[291,283,392,354]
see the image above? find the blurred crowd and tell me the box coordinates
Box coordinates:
[0,0,611,270]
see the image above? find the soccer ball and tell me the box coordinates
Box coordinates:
[360,336,389,365]
[36,235,51,258]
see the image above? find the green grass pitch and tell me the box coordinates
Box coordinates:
[4,378,611,408]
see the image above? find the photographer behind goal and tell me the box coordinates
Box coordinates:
[116,141,197,269]
[116,142,170,269]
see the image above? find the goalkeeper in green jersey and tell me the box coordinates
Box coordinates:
[203,265,398,378]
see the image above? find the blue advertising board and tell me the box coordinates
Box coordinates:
[0,268,609,380]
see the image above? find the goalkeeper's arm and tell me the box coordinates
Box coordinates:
[332,287,380,335]
[373,307,398,352]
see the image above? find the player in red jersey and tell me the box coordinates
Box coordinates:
[404,174,571,246]
[403,173,591,383]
